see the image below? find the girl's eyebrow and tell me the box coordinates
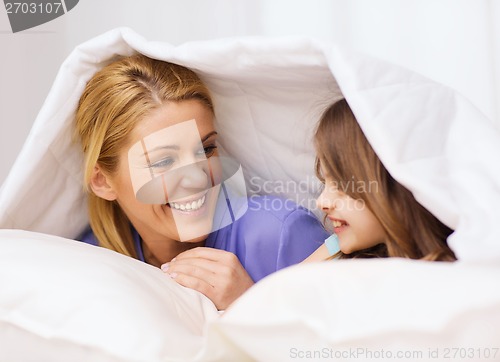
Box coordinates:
[201,131,218,142]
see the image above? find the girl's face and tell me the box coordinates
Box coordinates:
[107,99,220,244]
[316,164,386,254]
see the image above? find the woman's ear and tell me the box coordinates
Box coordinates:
[89,165,117,201]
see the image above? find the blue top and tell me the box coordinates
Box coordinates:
[78,195,328,282]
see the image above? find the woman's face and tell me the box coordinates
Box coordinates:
[108,99,220,244]
[316,164,386,254]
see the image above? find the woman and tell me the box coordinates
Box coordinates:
[75,54,328,309]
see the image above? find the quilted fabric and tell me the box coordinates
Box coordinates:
[0,27,499,260]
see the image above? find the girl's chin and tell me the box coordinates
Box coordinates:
[338,239,354,255]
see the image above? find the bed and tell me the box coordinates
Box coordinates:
[1,27,499,361]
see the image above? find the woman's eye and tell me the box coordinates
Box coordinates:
[150,157,174,170]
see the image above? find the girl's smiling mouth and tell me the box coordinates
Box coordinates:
[327,216,349,233]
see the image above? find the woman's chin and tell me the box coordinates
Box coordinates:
[179,234,208,244]
[156,187,220,242]
[177,218,214,241]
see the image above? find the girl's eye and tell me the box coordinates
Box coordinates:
[197,145,217,158]
[325,180,346,196]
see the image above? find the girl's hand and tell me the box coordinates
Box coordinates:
[161,247,254,310]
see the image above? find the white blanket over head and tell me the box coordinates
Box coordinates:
[1,27,500,361]
[1,27,499,262]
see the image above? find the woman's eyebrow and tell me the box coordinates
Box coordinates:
[141,144,179,157]
[142,132,218,156]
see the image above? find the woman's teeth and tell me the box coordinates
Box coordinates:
[171,195,206,211]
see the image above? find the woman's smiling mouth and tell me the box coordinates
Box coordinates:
[165,190,210,216]
[170,194,206,211]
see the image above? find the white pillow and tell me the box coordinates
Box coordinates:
[200,259,500,361]
[0,229,219,361]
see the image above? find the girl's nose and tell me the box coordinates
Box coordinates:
[316,189,336,212]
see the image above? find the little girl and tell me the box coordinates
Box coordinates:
[305,98,455,262]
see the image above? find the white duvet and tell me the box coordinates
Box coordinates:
[1,28,499,361]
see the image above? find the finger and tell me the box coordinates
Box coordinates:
[170,272,216,301]
[160,256,238,290]
[166,261,218,285]
[166,257,228,275]
[174,247,238,264]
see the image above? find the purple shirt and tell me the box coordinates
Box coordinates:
[79,195,327,282]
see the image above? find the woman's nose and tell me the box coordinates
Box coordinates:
[179,163,209,189]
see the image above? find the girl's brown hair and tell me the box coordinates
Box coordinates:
[315,98,455,261]
[75,54,214,258]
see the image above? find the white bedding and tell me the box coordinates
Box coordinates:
[202,260,500,361]
[1,229,499,361]
[1,28,499,361]
[0,229,219,362]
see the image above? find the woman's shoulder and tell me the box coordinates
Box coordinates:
[233,194,328,246]
[244,194,315,223]
[211,194,327,281]
[77,226,99,246]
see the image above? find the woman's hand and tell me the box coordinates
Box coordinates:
[161,247,254,310]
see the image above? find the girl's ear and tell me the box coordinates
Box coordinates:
[89,165,117,201]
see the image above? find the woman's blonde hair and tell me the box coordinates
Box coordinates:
[75,54,214,257]
[315,98,455,261]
